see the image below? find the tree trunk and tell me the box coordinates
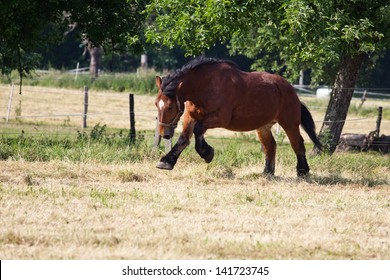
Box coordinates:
[317,52,365,154]
[88,46,103,81]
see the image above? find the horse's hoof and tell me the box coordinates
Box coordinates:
[262,171,275,178]
[156,161,174,170]
[297,169,308,178]
[263,166,275,177]
[204,147,214,163]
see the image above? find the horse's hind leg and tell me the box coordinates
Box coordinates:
[194,122,214,163]
[282,125,310,177]
[256,124,276,175]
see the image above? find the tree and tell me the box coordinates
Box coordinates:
[0,0,148,90]
[0,0,66,91]
[145,0,390,154]
[64,0,148,80]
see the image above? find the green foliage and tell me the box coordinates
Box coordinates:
[85,123,109,141]
[145,0,259,55]
[0,0,65,86]
[66,0,147,52]
[146,0,390,85]
[318,128,334,154]
[0,0,148,86]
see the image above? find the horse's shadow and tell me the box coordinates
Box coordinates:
[305,174,388,187]
[262,173,388,188]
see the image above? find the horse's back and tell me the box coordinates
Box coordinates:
[245,71,297,98]
[223,70,300,131]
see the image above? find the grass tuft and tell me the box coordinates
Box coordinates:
[117,170,148,183]
[207,165,235,179]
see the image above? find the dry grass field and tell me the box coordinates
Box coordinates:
[1,159,389,259]
[0,85,389,259]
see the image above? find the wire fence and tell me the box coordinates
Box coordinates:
[0,84,156,130]
[1,85,389,147]
[293,85,390,99]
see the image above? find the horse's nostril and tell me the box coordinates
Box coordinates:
[163,135,171,140]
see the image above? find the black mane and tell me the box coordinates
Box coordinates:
[161,56,238,97]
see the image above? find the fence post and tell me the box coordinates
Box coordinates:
[153,117,162,148]
[74,62,80,81]
[129,94,136,142]
[6,82,15,122]
[358,90,368,110]
[83,86,88,128]
[375,106,383,137]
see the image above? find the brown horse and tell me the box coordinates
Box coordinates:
[155,57,322,177]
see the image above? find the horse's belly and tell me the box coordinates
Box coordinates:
[225,115,275,131]
[224,90,280,131]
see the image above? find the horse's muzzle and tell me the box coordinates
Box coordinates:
[162,126,175,140]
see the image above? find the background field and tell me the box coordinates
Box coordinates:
[0,82,389,259]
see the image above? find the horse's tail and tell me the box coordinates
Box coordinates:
[300,102,323,151]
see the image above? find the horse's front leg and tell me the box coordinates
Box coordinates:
[156,115,195,170]
[194,122,214,163]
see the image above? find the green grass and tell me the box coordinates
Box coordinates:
[1,70,158,94]
[348,104,389,118]
[1,123,389,187]
[0,124,155,163]
[303,97,390,118]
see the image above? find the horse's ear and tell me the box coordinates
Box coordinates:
[155,76,162,89]
[178,82,183,91]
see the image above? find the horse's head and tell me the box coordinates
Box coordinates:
[155,76,184,139]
